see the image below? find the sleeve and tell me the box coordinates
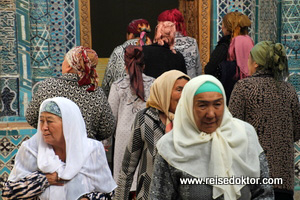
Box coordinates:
[194,42,202,76]
[178,52,187,74]
[291,89,300,142]
[101,48,119,97]
[25,81,45,128]
[77,191,114,200]
[108,82,120,124]
[95,89,116,141]
[204,43,228,77]
[102,83,120,145]
[250,152,275,200]
[149,154,179,200]
[2,171,50,200]
[115,111,145,200]
[228,81,246,120]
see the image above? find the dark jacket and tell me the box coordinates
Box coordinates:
[204,35,231,78]
[143,43,186,78]
[228,70,300,194]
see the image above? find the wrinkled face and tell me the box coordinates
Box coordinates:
[193,92,224,134]
[222,22,230,36]
[247,55,258,76]
[169,78,189,113]
[40,112,64,146]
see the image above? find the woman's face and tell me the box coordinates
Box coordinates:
[222,22,230,36]
[193,92,224,134]
[169,78,189,113]
[40,112,64,146]
[247,55,258,76]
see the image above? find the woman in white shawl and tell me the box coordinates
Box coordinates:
[2,97,116,200]
[149,75,274,200]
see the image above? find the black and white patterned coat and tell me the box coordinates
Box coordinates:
[116,107,165,200]
[26,73,116,141]
[174,32,201,78]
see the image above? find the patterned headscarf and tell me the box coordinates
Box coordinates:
[146,70,190,133]
[125,45,145,101]
[65,46,99,92]
[250,41,289,81]
[127,19,151,46]
[40,101,62,118]
[154,21,176,54]
[157,8,187,36]
[223,12,251,38]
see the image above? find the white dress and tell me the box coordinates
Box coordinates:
[108,74,154,190]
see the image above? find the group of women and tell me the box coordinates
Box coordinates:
[2,8,300,200]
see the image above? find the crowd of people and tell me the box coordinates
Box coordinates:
[2,8,300,200]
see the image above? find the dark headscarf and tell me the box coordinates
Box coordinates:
[125,45,145,101]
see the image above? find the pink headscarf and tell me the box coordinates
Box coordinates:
[157,8,187,36]
[154,21,176,54]
[65,46,99,92]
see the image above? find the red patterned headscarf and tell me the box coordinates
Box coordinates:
[127,19,151,46]
[65,46,99,92]
[157,8,187,36]
[125,45,145,101]
[154,21,176,54]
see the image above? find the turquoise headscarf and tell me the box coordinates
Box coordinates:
[194,81,223,96]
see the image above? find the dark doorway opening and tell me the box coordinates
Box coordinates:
[90,0,179,57]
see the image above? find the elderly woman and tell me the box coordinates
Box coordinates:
[158,8,201,77]
[2,97,116,200]
[102,18,152,96]
[115,70,190,200]
[150,75,274,200]
[26,46,115,141]
[229,41,300,200]
[108,45,154,197]
[204,12,254,102]
[143,21,187,78]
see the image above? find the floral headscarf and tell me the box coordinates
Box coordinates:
[65,46,99,92]
[153,21,176,54]
[157,8,187,36]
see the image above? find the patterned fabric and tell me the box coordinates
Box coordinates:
[154,21,176,54]
[78,191,115,200]
[65,46,99,92]
[115,107,165,200]
[150,153,274,200]
[2,171,49,199]
[228,71,300,193]
[101,39,139,97]
[26,73,115,141]
[108,74,154,190]
[174,32,201,78]
[40,101,61,117]
[2,171,114,200]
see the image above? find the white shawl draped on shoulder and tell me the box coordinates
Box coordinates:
[8,97,116,200]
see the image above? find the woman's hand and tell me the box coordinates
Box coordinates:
[45,172,64,186]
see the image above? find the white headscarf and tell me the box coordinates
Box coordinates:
[156,75,263,200]
[9,97,116,200]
